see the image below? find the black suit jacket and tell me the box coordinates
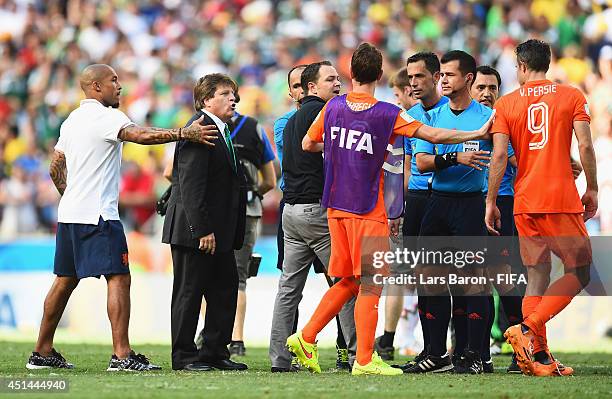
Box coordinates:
[162,111,247,252]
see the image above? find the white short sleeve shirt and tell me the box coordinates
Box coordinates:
[56,99,134,224]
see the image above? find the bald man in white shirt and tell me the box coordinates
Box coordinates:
[26,64,218,372]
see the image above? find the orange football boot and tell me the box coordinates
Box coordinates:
[504,325,534,375]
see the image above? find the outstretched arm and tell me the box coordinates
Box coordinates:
[118,115,219,146]
[49,150,67,195]
[414,110,495,144]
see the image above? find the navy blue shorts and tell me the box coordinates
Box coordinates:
[54,217,130,279]
[402,189,430,236]
[496,195,516,237]
[419,191,487,236]
[488,195,521,265]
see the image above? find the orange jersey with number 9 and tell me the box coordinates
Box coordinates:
[491,79,590,215]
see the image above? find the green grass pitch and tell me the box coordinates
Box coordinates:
[1,342,611,398]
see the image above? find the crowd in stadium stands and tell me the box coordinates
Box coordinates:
[0,0,611,238]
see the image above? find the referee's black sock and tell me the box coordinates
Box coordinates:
[291,308,299,334]
[466,296,490,354]
[380,330,395,348]
[500,288,523,326]
[480,295,495,362]
[452,296,467,356]
[426,295,451,357]
[417,296,430,352]
[335,315,347,349]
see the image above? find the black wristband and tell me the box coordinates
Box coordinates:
[434,152,458,170]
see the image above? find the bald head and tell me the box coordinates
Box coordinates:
[79,64,122,108]
[79,64,114,91]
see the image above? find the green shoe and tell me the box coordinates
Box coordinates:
[286,332,321,373]
[352,353,403,376]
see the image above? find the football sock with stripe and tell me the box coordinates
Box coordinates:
[499,288,523,326]
[466,296,490,354]
[452,296,467,356]
[426,295,451,356]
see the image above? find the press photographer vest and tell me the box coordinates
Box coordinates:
[229,113,264,217]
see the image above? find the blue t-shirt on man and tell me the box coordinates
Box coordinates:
[415,100,492,193]
[273,109,297,190]
[484,142,516,196]
[404,96,449,190]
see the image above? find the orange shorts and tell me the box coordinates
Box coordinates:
[327,217,390,278]
[514,213,592,268]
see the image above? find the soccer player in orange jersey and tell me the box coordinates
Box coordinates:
[485,39,598,377]
[285,43,494,376]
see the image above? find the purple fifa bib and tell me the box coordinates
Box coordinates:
[322,94,402,215]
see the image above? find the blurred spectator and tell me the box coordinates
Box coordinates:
[119,160,156,232]
[0,163,37,237]
[0,0,610,238]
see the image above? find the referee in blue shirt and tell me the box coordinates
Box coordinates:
[378,53,449,363]
[471,65,524,373]
[391,53,452,370]
[274,64,307,270]
[406,51,492,375]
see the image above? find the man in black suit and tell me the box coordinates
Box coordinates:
[162,73,247,372]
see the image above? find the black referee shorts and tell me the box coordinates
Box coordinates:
[419,191,487,236]
[402,189,430,236]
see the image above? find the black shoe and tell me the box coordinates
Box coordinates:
[229,341,246,356]
[404,353,454,373]
[290,357,301,371]
[26,349,74,370]
[335,345,350,370]
[507,354,522,374]
[107,351,161,371]
[482,359,494,373]
[374,336,395,361]
[271,365,299,373]
[181,362,214,371]
[451,352,462,367]
[453,350,483,374]
[208,358,247,371]
[392,348,428,372]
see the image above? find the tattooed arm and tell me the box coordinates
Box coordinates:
[117,115,218,146]
[49,150,67,195]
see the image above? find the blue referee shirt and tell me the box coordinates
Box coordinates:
[404,96,449,190]
[415,100,492,193]
[273,109,297,191]
[483,142,516,196]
